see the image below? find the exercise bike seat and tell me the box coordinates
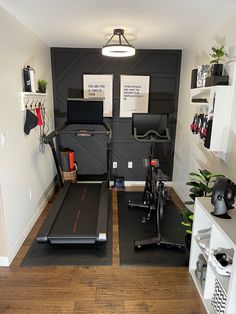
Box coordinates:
[132,113,171,144]
[134,128,171,143]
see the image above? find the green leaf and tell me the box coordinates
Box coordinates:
[186,230,192,234]
[198,182,209,190]
[199,169,211,179]
[186,181,200,187]
[189,193,196,201]
[189,214,194,221]
[189,172,204,179]
[207,174,224,179]
[189,187,204,195]
[181,222,191,227]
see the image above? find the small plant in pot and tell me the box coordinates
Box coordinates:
[38,79,47,93]
[209,45,225,76]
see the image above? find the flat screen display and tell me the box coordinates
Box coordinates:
[67,98,103,124]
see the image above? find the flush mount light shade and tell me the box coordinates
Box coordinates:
[102,29,135,57]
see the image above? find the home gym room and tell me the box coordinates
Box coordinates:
[1,1,236,313]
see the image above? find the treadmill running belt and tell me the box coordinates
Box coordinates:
[49,183,101,241]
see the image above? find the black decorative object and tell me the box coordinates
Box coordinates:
[205,75,229,87]
[191,69,198,89]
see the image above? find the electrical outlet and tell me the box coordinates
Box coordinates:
[113,161,117,168]
[29,189,32,200]
[0,133,6,146]
[128,161,133,168]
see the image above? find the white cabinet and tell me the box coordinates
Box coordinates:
[191,86,232,154]
[189,197,236,314]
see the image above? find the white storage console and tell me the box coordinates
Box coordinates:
[191,86,232,154]
[189,197,236,314]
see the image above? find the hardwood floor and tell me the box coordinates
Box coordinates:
[0,188,206,314]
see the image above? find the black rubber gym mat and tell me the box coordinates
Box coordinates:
[118,191,188,266]
[21,192,112,267]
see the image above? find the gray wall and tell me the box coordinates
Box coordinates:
[51,48,181,181]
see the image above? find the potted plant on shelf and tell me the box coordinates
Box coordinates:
[38,79,47,93]
[180,169,224,253]
[209,45,225,76]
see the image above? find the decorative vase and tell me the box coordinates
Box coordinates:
[211,64,223,76]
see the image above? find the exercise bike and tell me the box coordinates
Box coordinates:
[128,113,185,250]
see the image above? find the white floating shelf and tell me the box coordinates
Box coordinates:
[21,92,47,111]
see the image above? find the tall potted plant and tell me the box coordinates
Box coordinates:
[209,45,225,76]
[181,169,224,250]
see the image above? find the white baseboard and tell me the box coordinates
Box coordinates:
[172,182,188,203]
[0,256,10,266]
[110,181,173,187]
[124,181,145,186]
[2,180,56,267]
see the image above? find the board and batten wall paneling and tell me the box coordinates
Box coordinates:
[51,48,181,180]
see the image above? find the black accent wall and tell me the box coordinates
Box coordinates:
[51,48,181,181]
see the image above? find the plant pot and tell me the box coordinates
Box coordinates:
[38,86,46,93]
[211,64,223,76]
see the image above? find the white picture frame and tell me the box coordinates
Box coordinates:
[83,74,113,117]
[119,75,150,117]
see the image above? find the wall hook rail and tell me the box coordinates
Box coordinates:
[21,92,47,111]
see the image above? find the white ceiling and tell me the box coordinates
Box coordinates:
[1,0,236,49]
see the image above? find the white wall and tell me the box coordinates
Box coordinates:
[173,14,236,202]
[0,7,55,265]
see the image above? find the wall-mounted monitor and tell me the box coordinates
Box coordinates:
[67,98,103,124]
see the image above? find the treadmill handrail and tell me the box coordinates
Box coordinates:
[134,127,171,143]
[43,121,111,143]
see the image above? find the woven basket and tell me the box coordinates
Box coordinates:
[61,164,77,183]
[211,279,227,314]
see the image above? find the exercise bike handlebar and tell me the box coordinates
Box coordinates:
[133,128,171,143]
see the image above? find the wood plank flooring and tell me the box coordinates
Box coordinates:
[0,188,206,314]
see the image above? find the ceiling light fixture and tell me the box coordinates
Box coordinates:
[102,29,135,57]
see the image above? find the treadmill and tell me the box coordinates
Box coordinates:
[36,98,111,244]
